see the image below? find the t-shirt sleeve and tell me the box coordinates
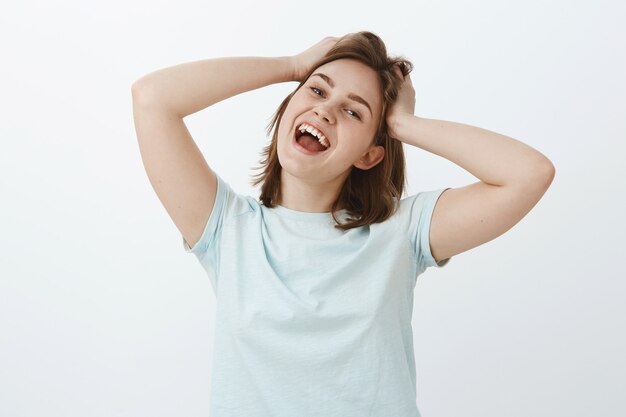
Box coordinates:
[181,172,232,292]
[405,187,452,274]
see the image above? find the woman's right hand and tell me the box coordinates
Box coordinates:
[290,36,343,82]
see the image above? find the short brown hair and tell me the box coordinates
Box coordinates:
[250,31,414,231]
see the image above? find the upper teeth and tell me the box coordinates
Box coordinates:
[298,123,330,148]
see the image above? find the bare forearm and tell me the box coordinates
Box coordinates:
[391,114,554,186]
[131,56,296,117]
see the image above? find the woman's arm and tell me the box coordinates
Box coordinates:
[131,36,341,116]
[130,37,340,250]
[389,114,554,186]
[387,65,553,185]
[131,56,296,117]
[387,65,555,263]
[130,56,298,249]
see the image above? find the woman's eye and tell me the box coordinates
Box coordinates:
[310,87,324,96]
[346,109,361,120]
[309,87,361,121]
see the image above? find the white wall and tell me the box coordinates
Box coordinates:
[1,0,624,416]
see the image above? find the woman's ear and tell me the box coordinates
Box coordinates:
[353,145,385,170]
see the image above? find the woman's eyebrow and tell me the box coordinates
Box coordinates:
[311,73,372,116]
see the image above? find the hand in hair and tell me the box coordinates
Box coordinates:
[290,36,341,82]
[387,64,416,138]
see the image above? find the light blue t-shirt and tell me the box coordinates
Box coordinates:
[183,173,451,417]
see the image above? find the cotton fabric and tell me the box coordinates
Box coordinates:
[183,173,451,417]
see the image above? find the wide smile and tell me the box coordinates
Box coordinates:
[292,122,330,156]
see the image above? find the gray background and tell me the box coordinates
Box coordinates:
[1,0,624,416]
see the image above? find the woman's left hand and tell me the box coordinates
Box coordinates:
[386,64,416,139]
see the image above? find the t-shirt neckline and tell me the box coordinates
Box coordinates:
[271,204,349,221]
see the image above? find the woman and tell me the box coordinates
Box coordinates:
[131,31,555,417]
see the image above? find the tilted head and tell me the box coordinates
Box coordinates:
[251,31,414,230]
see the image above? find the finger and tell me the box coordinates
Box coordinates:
[392,64,403,78]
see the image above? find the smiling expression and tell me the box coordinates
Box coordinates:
[277,58,384,184]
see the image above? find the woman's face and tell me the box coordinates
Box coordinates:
[277,58,384,185]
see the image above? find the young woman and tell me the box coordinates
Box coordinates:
[132,31,554,417]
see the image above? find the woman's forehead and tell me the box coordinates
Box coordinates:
[315,59,377,84]
[311,59,382,109]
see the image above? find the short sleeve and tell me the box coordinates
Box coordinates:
[182,172,230,255]
[405,187,452,274]
[181,173,231,292]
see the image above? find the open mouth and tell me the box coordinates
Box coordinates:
[294,124,331,154]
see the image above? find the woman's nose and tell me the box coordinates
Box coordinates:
[314,106,334,124]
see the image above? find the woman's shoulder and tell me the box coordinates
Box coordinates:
[213,174,260,219]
